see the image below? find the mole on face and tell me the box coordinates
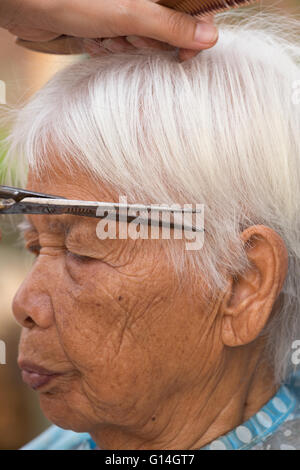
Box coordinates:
[118,296,123,301]
[152,416,156,421]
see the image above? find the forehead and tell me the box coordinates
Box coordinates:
[26,164,116,202]
[25,164,118,233]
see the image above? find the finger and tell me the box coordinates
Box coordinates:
[196,13,215,24]
[176,14,218,61]
[83,37,135,56]
[122,1,218,50]
[100,37,136,53]
[126,36,173,50]
[7,25,59,42]
[43,0,218,50]
[83,39,110,56]
[17,36,85,55]
[178,48,200,62]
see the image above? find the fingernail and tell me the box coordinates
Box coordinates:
[126,35,150,48]
[194,23,218,44]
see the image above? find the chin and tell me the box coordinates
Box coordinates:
[39,391,92,433]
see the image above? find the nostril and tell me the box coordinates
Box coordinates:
[24,316,35,327]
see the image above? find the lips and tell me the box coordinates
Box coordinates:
[21,370,61,389]
[18,360,63,390]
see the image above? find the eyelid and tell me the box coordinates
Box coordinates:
[25,239,92,261]
[65,234,96,259]
[21,228,94,261]
[66,240,100,261]
[66,250,93,263]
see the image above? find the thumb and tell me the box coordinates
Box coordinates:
[132,1,218,50]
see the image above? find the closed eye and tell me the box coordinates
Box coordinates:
[65,249,95,263]
[26,243,93,263]
[22,225,95,263]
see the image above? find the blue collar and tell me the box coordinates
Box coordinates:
[201,381,297,450]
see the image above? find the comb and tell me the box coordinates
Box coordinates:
[16,0,257,54]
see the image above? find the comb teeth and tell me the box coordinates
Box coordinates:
[158,0,257,18]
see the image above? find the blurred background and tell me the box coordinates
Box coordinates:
[0,0,299,450]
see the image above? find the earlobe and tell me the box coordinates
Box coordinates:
[220,225,288,348]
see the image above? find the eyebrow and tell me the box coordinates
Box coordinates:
[17,216,75,237]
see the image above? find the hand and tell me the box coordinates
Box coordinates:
[84,14,216,62]
[0,0,218,61]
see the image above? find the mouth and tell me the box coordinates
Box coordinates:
[18,360,64,390]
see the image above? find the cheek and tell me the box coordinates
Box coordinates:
[52,260,147,384]
[49,252,193,413]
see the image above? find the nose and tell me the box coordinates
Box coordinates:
[12,260,55,329]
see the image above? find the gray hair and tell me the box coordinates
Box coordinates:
[2,11,300,385]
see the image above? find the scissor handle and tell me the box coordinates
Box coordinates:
[0,185,65,202]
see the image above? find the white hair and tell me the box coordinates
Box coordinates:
[1,10,300,384]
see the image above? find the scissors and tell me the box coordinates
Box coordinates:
[0,185,202,232]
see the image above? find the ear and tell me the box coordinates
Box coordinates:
[221,225,288,347]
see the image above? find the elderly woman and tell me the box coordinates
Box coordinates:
[1,12,300,450]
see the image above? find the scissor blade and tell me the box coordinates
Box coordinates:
[0,198,203,232]
[13,197,201,213]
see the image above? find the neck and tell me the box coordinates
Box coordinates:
[90,344,278,450]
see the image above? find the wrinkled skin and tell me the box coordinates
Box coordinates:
[12,160,288,449]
